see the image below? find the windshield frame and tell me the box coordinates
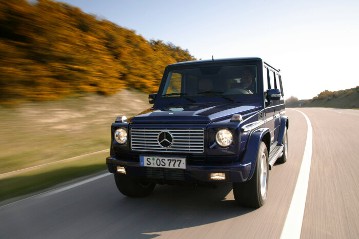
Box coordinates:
[154,59,264,108]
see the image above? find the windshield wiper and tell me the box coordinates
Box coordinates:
[163,93,196,103]
[220,95,236,102]
[197,91,224,95]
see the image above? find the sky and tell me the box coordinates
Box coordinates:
[59,0,359,99]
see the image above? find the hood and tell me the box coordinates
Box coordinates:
[130,102,262,124]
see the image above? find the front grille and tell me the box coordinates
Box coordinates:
[131,128,204,153]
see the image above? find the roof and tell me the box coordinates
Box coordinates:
[169,57,281,73]
[170,57,263,66]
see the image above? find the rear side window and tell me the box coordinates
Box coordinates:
[263,66,281,91]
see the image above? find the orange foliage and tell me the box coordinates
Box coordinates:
[0,0,195,104]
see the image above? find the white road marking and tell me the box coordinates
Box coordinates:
[0,173,111,209]
[280,109,313,239]
[36,173,111,198]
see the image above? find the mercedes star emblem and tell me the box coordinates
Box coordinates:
[158,131,173,148]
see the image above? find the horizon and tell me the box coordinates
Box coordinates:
[58,0,359,100]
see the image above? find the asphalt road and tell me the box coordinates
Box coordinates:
[0,108,358,239]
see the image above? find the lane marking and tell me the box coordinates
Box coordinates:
[280,109,313,239]
[35,173,111,198]
[0,173,111,209]
[0,149,109,179]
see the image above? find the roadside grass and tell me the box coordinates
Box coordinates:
[0,152,108,202]
[0,89,150,202]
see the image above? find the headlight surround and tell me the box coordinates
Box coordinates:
[215,129,233,147]
[114,128,128,144]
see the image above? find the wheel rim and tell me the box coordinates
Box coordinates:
[260,152,268,200]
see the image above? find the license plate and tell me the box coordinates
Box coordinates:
[140,156,186,169]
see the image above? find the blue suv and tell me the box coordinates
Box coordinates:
[106,57,288,208]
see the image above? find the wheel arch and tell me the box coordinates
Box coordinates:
[262,131,271,156]
[242,128,270,180]
[277,116,289,145]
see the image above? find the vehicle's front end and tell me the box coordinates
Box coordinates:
[106,101,262,185]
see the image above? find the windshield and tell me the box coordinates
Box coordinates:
[161,65,258,98]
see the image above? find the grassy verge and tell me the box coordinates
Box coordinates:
[0,152,108,202]
[0,89,150,202]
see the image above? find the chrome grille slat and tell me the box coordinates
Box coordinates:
[131,127,204,153]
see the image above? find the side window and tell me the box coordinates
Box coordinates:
[163,72,182,95]
[273,72,278,89]
[274,72,284,96]
[267,68,271,89]
[264,67,276,90]
[263,64,283,98]
[270,71,276,89]
[263,66,269,102]
[263,66,269,91]
[278,74,284,96]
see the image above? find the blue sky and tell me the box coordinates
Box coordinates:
[59,0,359,99]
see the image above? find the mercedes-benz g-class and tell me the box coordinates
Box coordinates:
[106,57,288,208]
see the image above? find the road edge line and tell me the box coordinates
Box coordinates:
[280,109,313,239]
[0,172,111,209]
[36,172,111,198]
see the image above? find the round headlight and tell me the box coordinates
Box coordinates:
[114,128,127,144]
[216,129,233,147]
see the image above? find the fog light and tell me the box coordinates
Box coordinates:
[117,166,126,174]
[210,172,226,180]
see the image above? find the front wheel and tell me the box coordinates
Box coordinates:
[114,173,156,197]
[233,142,269,208]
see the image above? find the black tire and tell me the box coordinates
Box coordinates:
[277,128,288,164]
[114,173,156,197]
[233,142,269,208]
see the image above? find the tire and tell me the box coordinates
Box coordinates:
[277,128,288,164]
[114,173,156,197]
[233,142,269,208]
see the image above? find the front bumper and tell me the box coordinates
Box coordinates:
[106,156,252,183]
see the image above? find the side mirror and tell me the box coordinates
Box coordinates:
[267,89,282,101]
[149,93,157,104]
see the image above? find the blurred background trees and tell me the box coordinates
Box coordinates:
[0,0,195,104]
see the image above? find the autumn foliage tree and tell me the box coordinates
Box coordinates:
[0,0,195,104]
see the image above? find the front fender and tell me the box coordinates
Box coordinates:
[241,128,270,180]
